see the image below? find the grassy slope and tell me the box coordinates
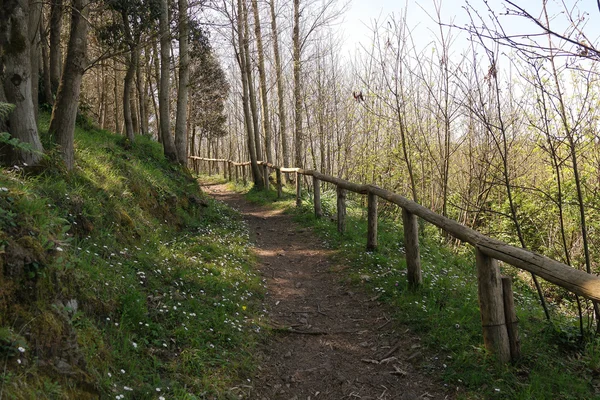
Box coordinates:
[0,115,264,399]
[230,179,600,400]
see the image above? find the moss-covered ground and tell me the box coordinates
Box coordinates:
[0,115,265,399]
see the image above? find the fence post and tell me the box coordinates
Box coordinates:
[313,176,322,218]
[476,249,511,363]
[367,191,378,250]
[222,161,227,179]
[242,165,247,186]
[235,164,239,182]
[502,276,521,362]
[296,171,302,206]
[337,186,346,234]
[263,163,269,190]
[209,160,213,175]
[228,161,233,181]
[402,208,422,287]
[276,168,282,199]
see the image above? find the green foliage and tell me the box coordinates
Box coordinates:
[0,113,265,398]
[240,182,600,399]
[0,102,15,121]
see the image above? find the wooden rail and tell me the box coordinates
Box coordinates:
[190,155,600,363]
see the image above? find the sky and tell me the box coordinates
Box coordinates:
[339,0,600,58]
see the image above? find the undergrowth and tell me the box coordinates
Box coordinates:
[226,177,600,400]
[0,116,265,399]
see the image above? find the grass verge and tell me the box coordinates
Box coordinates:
[224,177,600,400]
[0,116,265,399]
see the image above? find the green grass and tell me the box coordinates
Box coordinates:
[0,115,265,399]
[228,179,600,400]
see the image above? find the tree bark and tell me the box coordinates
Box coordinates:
[136,48,148,136]
[40,10,53,105]
[242,0,263,162]
[48,0,89,170]
[121,10,137,142]
[49,0,63,96]
[252,0,272,163]
[175,0,190,164]
[236,0,263,187]
[293,0,303,167]
[269,0,288,168]
[29,0,42,120]
[0,0,44,166]
[159,0,177,160]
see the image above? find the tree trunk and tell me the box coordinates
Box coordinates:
[49,0,63,96]
[252,0,272,163]
[29,0,42,120]
[121,10,136,142]
[293,0,303,167]
[269,0,288,168]
[40,10,53,105]
[0,0,44,166]
[159,0,177,160]
[237,0,263,187]
[136,48,148,136]
[242,0,263,162]
[175,0,190,164]
[48,0,89,170]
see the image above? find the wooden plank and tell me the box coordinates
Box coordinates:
[502,276,521,362]
[402,209,421,286]
[367,191,377,250]
[296,171,301,206]
[476,249,511,363]
[337,186,346,234]
[313,176,322,218]
[281,167,299,173]
[367,185,600,301]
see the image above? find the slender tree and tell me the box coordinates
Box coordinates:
[159,0,177,160]
[48,0,90,170]
[175,0,190,164]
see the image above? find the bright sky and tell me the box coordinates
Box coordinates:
[340,0,600,57]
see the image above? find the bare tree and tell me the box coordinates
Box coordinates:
[48,0,90,170]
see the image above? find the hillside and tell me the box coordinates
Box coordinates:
[0,115,264,399]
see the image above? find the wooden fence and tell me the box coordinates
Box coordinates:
[190,156,600,363]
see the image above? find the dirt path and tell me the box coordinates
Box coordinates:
[202,184,451,400]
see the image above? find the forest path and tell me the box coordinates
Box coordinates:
[201,183,451,400]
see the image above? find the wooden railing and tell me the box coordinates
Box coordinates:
[190,156,600,363]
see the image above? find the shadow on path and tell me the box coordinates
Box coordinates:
[202,183,451,400]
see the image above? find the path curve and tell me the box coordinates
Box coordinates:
[202,183,451,400]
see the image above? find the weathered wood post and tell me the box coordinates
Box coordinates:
[476,249,511,363]
[228,161,233,181]
[313,176,322,218]
[208,160,213,175]
[242,165,247,186]
[502,276,521,362]
[337,186,346,234]
[367,191,378,250]
[222,161,227,179]
[402,208,422,287]
[263,163,269,190]
[276,168,282,199]
[295,171,301,207]
[235,164,239,182]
